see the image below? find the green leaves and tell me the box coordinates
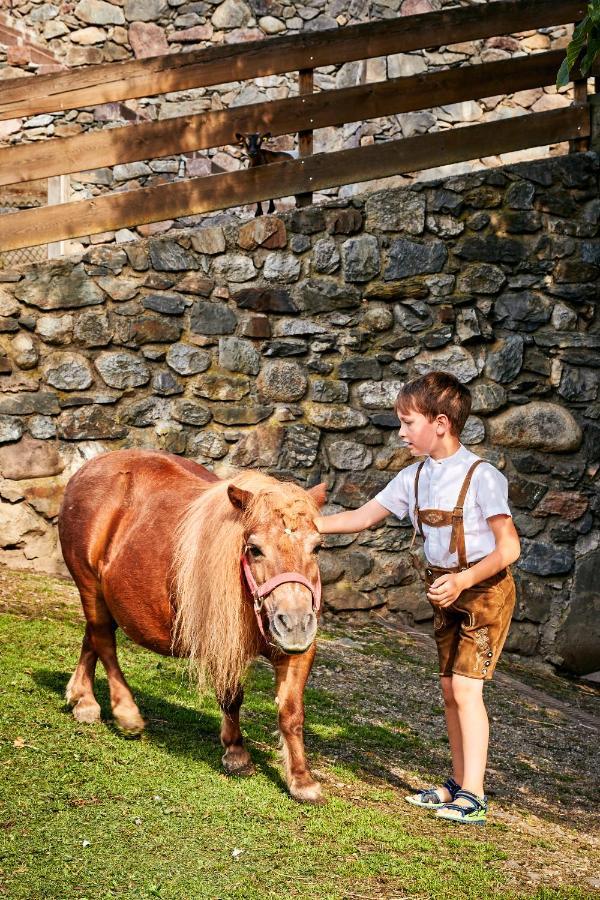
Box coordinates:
[557,2,600,87]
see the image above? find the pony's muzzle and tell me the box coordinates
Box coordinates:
[269,606,317,654]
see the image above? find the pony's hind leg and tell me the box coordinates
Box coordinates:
[66,624,101,724]
[219,686,254,776]
[90,620,146,735]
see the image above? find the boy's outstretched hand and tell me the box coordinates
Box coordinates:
[427,572,467,607]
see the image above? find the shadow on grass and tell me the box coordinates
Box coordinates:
[33,665,441,799]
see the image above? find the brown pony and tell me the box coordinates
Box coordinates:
[58,448,327,802]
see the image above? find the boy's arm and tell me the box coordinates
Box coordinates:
[314,499,390,534]
[428,514,521,607]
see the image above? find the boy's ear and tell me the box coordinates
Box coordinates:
[308,482,327,508]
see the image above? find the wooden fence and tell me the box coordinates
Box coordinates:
[0,0,596,253]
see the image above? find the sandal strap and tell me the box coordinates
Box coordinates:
[443,777,461,798]
[446,789,487,813]
[418,788,443,803]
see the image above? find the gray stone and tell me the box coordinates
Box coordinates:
[75,0,125,24]
[413,346,478,383]
[126,316,183,346]
[113,162,151,181]
[558,367,598,403]
[505,180,535,209]
[339,357,382,381]
[484,335,524,383]
[15,263,105,311]
[362,304,394,332]
[124,0,168,21]
[192,370,250,401]
[312,239,340,274]
[58,406,127,440]
[29,416,56,439]
[342,235,380,283]
[384,239,447,279]
[230,423,284,467]
[188,430,228,460]
[232,287,298,314]
[0,292,20,318]
[487,402,582,452]
[297,279,361,314]
[460,415,485,444]
[43,352,93,391]
[518,540,574,576]
[118,397,163,427]
[10,333,39,370]
[0,417,23,444]
[426,215,465,238]
[470,382,507,414]
[35,315,73,345]
[211,404,273,426]
[324,583,383,612]
[83,246,127,272]
[555,550,600,674]
[328,440,372,470]
[211,0,251,28]
[142,293,186,315]
[190,301,237,335]
[212,254,256,283]
[356,380,403,410]
[95,351,150,389]
[309,379,349,403]
[305,405,368,430]
[170,400,212,427]
[263,253,301,283]
[457,263,506,294]
[279,424,320,469]
[257,361,307,401]
[218,337,261,375]
[73,312,112,347]
[365,190,425,234]
[166,343,211,376]
[148,240,198,272]
[151,370,184,396]
[190,226,226,255]
[455,236,526,265]
[494,292,551,332]
[551,302,578,331]
[273,319,328,337]
[332,470,390,509]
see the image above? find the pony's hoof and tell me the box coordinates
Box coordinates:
[113,705,146,736]
[289,779,323,804]
[222,749,255,777]
[72,699,101,725]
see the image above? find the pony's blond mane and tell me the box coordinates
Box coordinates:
[172,470,319,703]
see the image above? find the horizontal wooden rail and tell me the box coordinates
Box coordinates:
[0,0,585,121]
[0,50,573,187]
[0,106,588,252]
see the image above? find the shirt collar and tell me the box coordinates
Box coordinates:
[426,444,468,468]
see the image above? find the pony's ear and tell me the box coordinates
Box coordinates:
[228,484,253,512]
[235,132,244,143]
[308,482,327,508]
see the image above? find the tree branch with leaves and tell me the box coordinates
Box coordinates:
[557,1,600,87]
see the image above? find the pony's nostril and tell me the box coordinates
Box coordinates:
[275,612,293,633]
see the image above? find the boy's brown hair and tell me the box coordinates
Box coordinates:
[395,371,471,436]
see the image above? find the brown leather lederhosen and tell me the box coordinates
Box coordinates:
[410,458,516,680]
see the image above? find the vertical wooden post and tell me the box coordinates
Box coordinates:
[47,174,70,258]
[296,67,314,208]
[569,75,589,152]
[590,78,600,154]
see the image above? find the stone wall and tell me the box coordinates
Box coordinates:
[0,150,598,675]
[0,0,574,252]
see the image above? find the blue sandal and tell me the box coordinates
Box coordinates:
[435,789,488,825]
[405,776,461,809]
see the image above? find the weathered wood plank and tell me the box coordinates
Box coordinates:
[0,0,585,120]
[0,50,569,187]
[0,107,588,251]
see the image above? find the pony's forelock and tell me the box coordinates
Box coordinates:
[172,471,318,702]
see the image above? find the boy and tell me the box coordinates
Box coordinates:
[314,371,520,825]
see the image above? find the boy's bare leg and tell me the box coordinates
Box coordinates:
[452,673,488,802]
[431,675,464,801]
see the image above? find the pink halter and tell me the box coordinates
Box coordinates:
[240,550,322,643]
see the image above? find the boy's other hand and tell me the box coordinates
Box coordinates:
[427,572,467,607]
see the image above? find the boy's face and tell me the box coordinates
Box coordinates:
[397,405,451,456]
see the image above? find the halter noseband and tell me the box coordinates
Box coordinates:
[240,550,322,644]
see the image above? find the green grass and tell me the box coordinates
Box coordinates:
[0,612,593,900]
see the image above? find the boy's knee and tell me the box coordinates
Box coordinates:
[451,673,483,705]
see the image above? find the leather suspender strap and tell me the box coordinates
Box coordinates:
[448,459,485,568]
[412,461,426,543]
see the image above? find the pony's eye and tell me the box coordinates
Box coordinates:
[248,545,263,558]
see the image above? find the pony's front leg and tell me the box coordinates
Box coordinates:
[274,643,322,803]
[219,686,255,776]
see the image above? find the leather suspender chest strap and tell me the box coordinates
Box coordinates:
[413,458,485,570]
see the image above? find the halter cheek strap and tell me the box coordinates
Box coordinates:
[240,552,322,643]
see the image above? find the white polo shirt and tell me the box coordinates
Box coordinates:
[374,444,512,568]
